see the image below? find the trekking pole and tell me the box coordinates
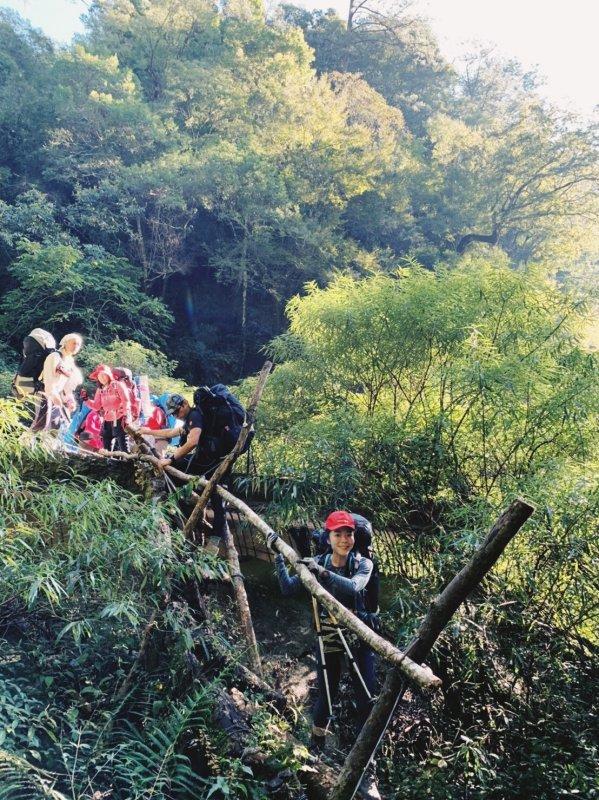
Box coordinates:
[324,610,382,800]
[311,596,334,725]
[330,619,372,701]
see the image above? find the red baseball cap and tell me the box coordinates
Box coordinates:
[324,511,356,532]
[89,364,113,382]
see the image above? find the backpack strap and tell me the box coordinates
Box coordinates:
[320,552,359,576]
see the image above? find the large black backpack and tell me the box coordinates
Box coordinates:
[192,384,251,466]
[13,331,58,395]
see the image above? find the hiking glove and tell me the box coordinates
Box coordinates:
[360,611,381,633]
[266,531,279,551]
[298,557,327,579]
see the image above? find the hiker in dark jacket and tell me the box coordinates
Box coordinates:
[138,394,201,471]
[271,512,377,743]
[309,512,381,631]
[270,510,380,797]
[138,393,227,550]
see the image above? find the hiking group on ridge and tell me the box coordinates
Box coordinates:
[11,326,253,549]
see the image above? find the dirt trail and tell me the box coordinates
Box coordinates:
[243,558,317,707]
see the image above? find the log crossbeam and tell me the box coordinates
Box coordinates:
[96,447,441,692]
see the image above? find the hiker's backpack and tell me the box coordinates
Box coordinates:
[12,328,58,397]
[313,513,380,615]
[112,367,141,420]
[193,384,250,459]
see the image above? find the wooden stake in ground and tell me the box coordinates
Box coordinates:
[182,361,273,540]
[222,520,264,676]
[329,498,535,800]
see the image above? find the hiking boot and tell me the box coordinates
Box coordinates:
[358,773,381,800]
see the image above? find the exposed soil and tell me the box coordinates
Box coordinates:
[242,558,317,709]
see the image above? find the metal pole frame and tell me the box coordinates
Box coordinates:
[312,596,334,726]
[332,623,373,701]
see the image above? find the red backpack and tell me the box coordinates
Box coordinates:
[112,367,141,421]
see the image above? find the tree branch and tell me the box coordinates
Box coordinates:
[330,498,535,800]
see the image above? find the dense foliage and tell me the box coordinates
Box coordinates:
[248,255,598,798]
[0,402,301,799]
[0,0,596,379]
[0,1,597,798]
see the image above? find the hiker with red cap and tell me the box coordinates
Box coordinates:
[269,510,380,799]
[86,364,132,453]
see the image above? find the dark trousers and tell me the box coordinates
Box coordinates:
[30,397,64,432]
[312,641,376,730]
[102,419,128,452]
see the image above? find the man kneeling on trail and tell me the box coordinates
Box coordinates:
[269,510,381,800]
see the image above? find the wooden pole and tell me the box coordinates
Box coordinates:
[329,498,535,800]
[182,361,272,539]
[222,520,263,676]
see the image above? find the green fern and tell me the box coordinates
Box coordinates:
[111,685,213,799]
[0,750,67,800]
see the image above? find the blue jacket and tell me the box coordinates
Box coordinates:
[63,402,91,447]
[151,392,180,445]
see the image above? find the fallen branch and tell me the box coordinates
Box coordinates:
[223,520,263,676]
[208,634,287,711]
[126,425,160,458]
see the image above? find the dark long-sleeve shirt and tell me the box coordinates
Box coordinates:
[274,552,373,612]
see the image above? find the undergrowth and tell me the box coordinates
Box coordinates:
[0,400,297,799]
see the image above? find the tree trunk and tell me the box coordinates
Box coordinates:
[330,498,535,800]
[347,0,355,30]
[240,237,249,375]
[135,214,150,289]
[456,227,499,254]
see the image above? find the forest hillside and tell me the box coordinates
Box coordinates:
[0,1,597,799]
